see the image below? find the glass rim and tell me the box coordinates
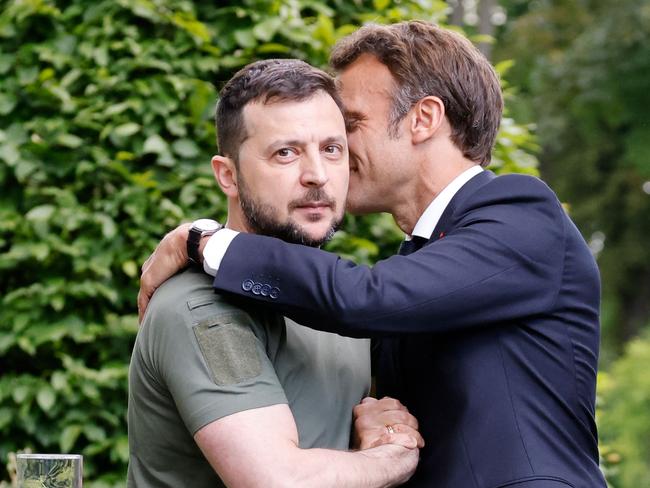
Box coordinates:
[16,454,82,460]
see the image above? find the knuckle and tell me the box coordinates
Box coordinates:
[389,398,403,410]
[354,417,371,431]
[397,411,412,424]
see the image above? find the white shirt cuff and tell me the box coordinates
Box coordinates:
[202,228,239,277]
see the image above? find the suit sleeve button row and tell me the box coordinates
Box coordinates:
[241,279,280,299]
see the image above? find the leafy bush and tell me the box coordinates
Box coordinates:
[598,328,650,488]
[496,0,650,352]
[0,0,537,485]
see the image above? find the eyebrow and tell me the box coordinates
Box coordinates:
[321,135,347,147]
[344,110,366,132]
[267,135,347,152]
[344,110,366,122]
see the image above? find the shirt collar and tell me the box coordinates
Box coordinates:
[409,165,484,240]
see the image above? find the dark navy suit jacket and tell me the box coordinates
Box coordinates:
[214,171,606,488]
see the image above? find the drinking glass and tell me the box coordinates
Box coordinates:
[16,454,82,488]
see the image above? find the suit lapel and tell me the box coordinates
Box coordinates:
[426,170,496,246]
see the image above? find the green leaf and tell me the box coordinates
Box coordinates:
[0,142,20,165]
[234,29,256,49]
[0,333,14,354]
[60,424,82,452]
[12,384,30,404]
[172,138,200,158]
[112,122,141,138]
[0,407,12,430]
[143,134,169,154]
[50,295,65,311]
[57,133,84,148]
[373,0,390,10]
[252,17,283,42]
[51,371,68,391]
[122,260,138,277]
[94,213,117,238]
[0,53,14,74]
[113,435,130,462]
[171,13,211,43]
[36,385,56,411]
[26,204,55,222]
[257,43,292,54]
[84,424,106,442]
[0,92,17,115]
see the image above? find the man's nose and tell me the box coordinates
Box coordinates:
[300,153,329,187]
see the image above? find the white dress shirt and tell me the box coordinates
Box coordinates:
[408,165,483,241]
[202,165,484,276]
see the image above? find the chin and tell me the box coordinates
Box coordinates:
[301,227,331,242]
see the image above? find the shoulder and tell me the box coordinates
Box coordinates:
[144,267,280,339]
[454,172,567,259]
[480,172,558,200]
[143,267,212,326]
[143,268,256,329]
[461,172,564,219]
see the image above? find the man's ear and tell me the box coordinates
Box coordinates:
[410,96,446,144]
[211,155,239,198]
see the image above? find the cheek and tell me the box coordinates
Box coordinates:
[332,168,350,192]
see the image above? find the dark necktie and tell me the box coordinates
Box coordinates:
[374,234,429,398]
[398,236,428,256]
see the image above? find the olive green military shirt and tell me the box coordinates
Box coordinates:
[127,267,370,487]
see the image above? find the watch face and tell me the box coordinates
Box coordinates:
[192,219,221,232]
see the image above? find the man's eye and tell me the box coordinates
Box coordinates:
[276,148,296,158]
[324,145,341,154]
[345,119,360,133]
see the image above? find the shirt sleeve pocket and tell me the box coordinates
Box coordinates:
[192,312,263,386]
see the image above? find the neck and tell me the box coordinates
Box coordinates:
[224,199,251,233]
[391,155,478,235]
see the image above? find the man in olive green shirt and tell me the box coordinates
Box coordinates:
[128,59,421,487]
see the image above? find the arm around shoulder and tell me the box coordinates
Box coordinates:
[214,180,565,336]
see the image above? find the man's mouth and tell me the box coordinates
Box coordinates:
[289,189,337,213]
[294,201,332,210]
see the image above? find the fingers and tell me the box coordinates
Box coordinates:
[137,288,151,324]
[370,432,419,450]
[353,396,424,451]
[353,397,419,431]
[137,251,158,323]
[357,423,425,450]
[355,396,408,415]
[383,424,425,448]
[360,396,378,405]
[136,224,192,324]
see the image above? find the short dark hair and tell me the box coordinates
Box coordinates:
[216,59,343,162]
[330,21,503,165]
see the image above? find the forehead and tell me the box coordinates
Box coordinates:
[241,92,346,144]
[337,54,395,111]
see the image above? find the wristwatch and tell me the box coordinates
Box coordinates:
[187,219,222,264]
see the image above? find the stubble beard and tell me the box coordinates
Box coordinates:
[237,175,343,248]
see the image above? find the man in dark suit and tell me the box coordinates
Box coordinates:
[139,21,606,488]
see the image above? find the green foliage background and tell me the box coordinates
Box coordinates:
[597,327,650,488]
[7,0,637,486]
[496,0,650,355]
[495,0,650,485]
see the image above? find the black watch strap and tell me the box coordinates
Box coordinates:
[187,219,222,264]
[187,227,203,264]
